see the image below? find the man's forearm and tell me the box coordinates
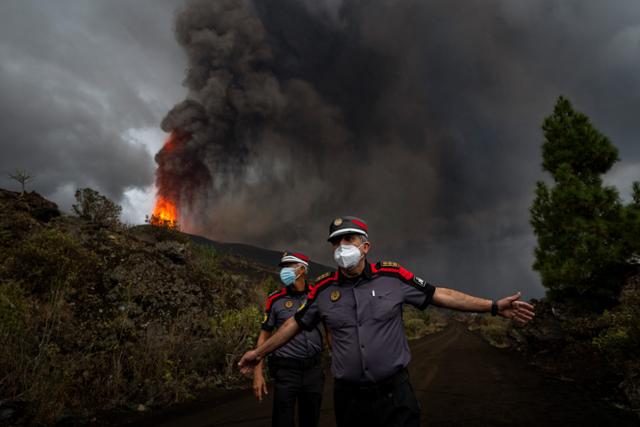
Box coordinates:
[255,317,301,359]
[432,287,492,312]
[253,330,271,375]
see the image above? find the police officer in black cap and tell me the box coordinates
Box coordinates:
[252,251,324,427]
[240,217,535,427]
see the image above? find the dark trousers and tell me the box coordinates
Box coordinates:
[333,369,420,427]
[269,359,324,427]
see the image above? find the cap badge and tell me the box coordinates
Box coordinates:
[330,290,341,302]
[284,300,294,309]
[333,218,343,226]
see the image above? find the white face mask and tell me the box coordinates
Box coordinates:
[334,243,363,270]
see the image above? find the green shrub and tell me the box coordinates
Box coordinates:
[470,316,513,348]
[190,243,221,275]
[403,306,447,339]
[262,275,280,296]
[1,228,98,294]
[210,306,261,384]
[404,318,428,339]
[0,280,27,338]
[593,287,640,365]
[72,187,122,228]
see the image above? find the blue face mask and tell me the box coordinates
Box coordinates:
[279,267,299,286]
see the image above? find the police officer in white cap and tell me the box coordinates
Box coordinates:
[252,251,324,427]
[240,216,535,427]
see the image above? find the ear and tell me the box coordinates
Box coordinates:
[361,241,371,255]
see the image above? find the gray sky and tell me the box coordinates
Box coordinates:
[1,1,639,299]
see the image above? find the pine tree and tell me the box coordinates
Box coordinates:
[530,96,626,309]
[621,182,640,265]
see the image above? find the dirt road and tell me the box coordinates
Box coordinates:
[132,322,638,427]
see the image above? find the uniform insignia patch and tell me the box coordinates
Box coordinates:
[333,217,343,226]
[262,313,268,323]
[330,290,341,302]
[284,300,294,309]
[297,301,306,311]
[413,276,426,287]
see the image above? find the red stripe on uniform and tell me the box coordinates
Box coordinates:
[265,288,287,312]
[309,271,339,299]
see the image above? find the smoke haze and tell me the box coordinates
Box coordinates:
[2,1,640,298]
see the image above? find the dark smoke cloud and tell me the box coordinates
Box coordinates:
[3,1,638,299]
[157,0,640,299]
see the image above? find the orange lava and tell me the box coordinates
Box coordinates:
[151,195,178,228]
[149,132,180,228]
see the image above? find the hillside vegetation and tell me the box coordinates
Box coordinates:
[0,188,272,425]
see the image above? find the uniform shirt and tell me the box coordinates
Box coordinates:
[262,284,323,359]
[294,261,436,383]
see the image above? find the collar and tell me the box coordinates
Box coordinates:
[338,260,373,283]
[287,282,310,295]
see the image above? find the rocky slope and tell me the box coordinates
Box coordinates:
[0,189,276,425]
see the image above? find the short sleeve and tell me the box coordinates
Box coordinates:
[294,298,321,331]
[403,275,436,310]
[261,305,277,331]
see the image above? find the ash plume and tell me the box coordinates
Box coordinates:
[158,0,441,249]
[156,0,640,297]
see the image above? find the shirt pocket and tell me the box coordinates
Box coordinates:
[371,290,398,321]
[325,301,355,330]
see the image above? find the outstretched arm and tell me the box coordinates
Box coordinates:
[432,288,535,325]
[238,317,301,375]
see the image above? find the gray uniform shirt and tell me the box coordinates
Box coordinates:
[294,261,436,383]
[262,285,323,359]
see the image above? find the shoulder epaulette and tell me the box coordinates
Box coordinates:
[265,287,287,312]
[314,271,333,283]
[373,261,414,282]
[373,261,431,290]
[379,261,401,268]
[268,288,283,297]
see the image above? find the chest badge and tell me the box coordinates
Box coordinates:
[330,290,341,302]
[284,300,294,309]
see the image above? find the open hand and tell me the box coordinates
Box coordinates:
[497,292,535,326]
[238,350,260,376]
[253,374,269,402]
